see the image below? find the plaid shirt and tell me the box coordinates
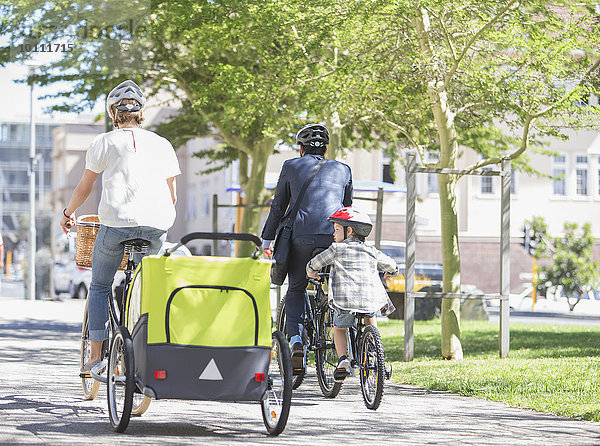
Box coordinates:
[307,238,398,315]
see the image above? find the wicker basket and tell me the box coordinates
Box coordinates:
[74,215,127,270]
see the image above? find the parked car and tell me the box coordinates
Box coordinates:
[53,261,92,299]
[54,242,191,300]
[54,260,125,299]
[367,240,444,288]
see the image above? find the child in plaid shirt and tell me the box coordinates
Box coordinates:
[307,207,397,382]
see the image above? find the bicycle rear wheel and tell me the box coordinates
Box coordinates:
[81,298,100,400]
[131,393,151,416]
[359,325,385,410]
[315,301,342,398]
[261,330,292,436]
[276,295,305,389]
[107,326,135,432]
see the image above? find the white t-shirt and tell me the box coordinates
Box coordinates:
[85,128,181,230]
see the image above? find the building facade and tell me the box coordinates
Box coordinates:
[48,109,600,295]
[0,120,57,234]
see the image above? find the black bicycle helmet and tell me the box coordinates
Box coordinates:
[295,123,330,149]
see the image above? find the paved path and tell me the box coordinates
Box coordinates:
[1,298,600,445]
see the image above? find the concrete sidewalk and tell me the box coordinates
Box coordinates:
[1,298,600,445]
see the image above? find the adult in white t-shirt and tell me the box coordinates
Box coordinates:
[59,80,180,373]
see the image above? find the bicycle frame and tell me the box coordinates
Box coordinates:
[305,277,331,353]
[107,244,137,333]
[89,242,147,384]
[308,275,370,373]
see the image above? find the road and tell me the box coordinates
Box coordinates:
[1,297,600,444]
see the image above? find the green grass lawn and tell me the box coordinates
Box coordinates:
[378,319,600,421]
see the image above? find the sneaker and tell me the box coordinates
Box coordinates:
[80,359,101,374]
[334,356,351,382]
[291,342,304,370]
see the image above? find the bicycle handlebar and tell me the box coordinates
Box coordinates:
[166,232,262,256]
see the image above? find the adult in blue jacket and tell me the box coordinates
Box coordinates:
[262,123,352,370]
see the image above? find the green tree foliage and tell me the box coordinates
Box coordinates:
[326,1,600,358]
[524,216,550,259]
[538,222,599,311]
[0,0,346,254]
[3,0,600,355]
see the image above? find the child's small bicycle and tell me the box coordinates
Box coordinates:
[306,273,391,410]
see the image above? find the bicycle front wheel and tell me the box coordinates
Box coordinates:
[80,298,100,400]
[261,330,292,436]
[276,295,305,389]
[359,325,385,410]
[315,301,342,398]
[107,326,135,432]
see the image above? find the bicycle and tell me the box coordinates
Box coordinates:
[278,270,391,409]
[276,269,341,397]
[74,216,151,419]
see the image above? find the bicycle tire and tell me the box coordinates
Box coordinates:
[315,300,342,398]
[107,326,135,432]
[131,393,151,416]
[261,330,292,436]
[81,298,100,400]
[275,295,305,389]
[359,325,385,410]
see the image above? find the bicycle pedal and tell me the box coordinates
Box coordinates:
[292,367,305,376]
[334,367,350,382]
[79,372,91,378]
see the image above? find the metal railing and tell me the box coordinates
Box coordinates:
[211,188,386,255]
[404,151,511,361]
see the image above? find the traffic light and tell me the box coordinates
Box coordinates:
[522,224,537,256]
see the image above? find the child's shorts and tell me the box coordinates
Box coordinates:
[333,308,376,328]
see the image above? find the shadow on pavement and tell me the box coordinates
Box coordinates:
[1,394,104,419]
[0,319,80,341]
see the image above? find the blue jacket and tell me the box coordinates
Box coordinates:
[261,154,353,240]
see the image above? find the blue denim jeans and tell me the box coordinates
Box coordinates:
[285,234,333,345]
[88,225,166,341]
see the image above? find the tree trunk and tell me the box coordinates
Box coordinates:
[238,140,275,257]
[433,94,463,360]
[438,173,463,360]
[326,111,343,160]
[415,6,463,360]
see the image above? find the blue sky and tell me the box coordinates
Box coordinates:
[0,53,102,122]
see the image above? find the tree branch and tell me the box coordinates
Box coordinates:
[441,0,521,92]
[462,114,534,175]
[371,110,436,166]
[435,8,457,62]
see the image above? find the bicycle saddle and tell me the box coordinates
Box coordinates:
[123,238,151,251]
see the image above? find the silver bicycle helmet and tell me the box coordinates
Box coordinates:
[106,80,146,114]
[295,123,329,149]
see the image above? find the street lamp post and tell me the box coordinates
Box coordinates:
[27,64,39,300]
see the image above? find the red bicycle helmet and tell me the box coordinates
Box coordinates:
[328,207,373,237]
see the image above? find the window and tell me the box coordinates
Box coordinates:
[382,153,394,183]
[185,184,197,221]
[426,151,439,194]
[199,182,210,218]
[575,154,588,196]
[511,168,518,195]
[552,154,567,196]
[597,155,600,196]
[479,166,494,194]
[9,124,27,143]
